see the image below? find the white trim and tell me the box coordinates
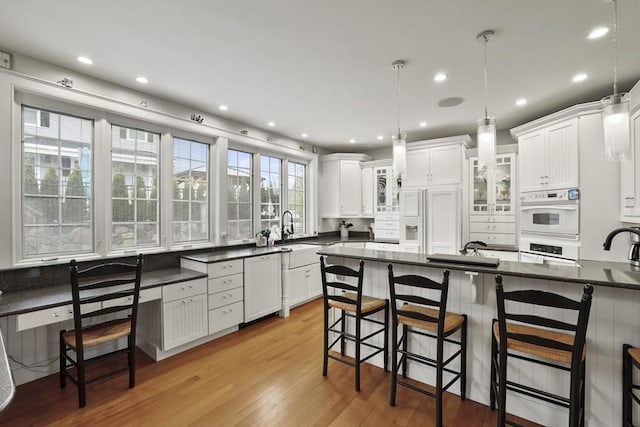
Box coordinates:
[406,134,473,151]
[510,101,601,138]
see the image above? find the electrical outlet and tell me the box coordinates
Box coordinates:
[0,51,12,69]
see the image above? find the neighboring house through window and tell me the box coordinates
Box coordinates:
[287,161,306,235]
[227,149,253,240]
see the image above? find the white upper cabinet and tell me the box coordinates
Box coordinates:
[404,136,469,188]
[361,166,374,217]
[374,164,399,214]
[319,153,371,217]
[517,118,578,192]
[620,82,640,221]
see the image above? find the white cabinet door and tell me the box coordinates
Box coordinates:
[519,130,546,192]
[405,148,429,187]
[427,188,461,254]
[162,293,208,351]
[287,266,308,307]
[361,166,374,216]
[622,110,640,218]
[244,254,282,322]
[546,118,578,190]
[305,263,322,299]
[339,160,362,216]
[429,144,462,186]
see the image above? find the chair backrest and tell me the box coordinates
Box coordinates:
[495,274,594,366]
[388,264,450,336]
[320,256,364,313]
[69,254,144,348]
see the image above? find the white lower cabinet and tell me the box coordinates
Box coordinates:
[287,262,321,308]
[161,278,208,351]
[244,254,282,322]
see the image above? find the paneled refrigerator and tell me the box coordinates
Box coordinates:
[399,188,461,255]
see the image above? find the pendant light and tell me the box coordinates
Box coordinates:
[602,0,630,161]
[391,60,407,185]
[477,30,496,176]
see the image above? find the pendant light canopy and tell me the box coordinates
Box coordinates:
[477,30,496,176]
[391,60,407,183]
[602,0,630,161]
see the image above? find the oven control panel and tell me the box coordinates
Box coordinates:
[521,188,580,204]
[529,243,563,256]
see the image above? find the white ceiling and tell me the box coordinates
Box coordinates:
[0,0,639,151]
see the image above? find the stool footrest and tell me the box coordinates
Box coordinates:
[505,380,571,409]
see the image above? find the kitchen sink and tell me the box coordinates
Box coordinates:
[280,243,322,268]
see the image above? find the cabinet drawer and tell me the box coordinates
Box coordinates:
[375,214,399,221]
[470,222,516,234]
[102,286,162,309]
[209,301,244,334]
[470,215,516,223]
[208,273,243,294]
[208,287,243,309]
[469,232,516,246]
[207,259,243,278]
[163,278,207,302]
[16,302,101,331]
[375,220,399,230]
[376,229,400,240]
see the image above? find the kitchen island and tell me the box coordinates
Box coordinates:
[317,246,640,427]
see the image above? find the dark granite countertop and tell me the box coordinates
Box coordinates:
[0,267,206,318]
[182,245,293,263]
[317,246,640,290]
[0,332,14,413]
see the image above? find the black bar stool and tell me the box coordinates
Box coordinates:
[623,343,640,426]
[320,256,389,391]
[490,275,594,427]
[387,265,467,427]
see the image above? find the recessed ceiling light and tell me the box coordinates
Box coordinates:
[349,139,356,143]
[419,121,428,127]
[434,73,447,82]
[267,121,276,127]
[573,73,588,82]
[516,98,527,106]
[77,56,93,65]
[218,105,228,111]
[377,135,384,140]
[301,133,308,138]
[588,26,609,39]
[136,76,148,84]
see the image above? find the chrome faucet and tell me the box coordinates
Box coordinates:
[459,240,488,256]
[281,210,294,243]
[603,227,640,267]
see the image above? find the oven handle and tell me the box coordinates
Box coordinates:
[520,205,578,211]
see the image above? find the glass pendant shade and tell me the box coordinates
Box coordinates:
[602,95,631,161]
[477,116,496,175]
[392,131,407,180]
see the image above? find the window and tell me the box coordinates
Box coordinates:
[227,149,253,240]
[111,125,159,249]
[22,106,93,258]
[173,137,209,243]
[288,161,306,234]
[260,155,282,239]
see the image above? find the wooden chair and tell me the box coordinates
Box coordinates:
[320,256,389,391]
[490,274,594,427]
[623,343,640,426]
[387,265,467,427]
[60,254,143,408]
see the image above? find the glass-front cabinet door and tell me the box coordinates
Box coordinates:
[375,166,398,213]
[470,154,515,215]
[471,159,489,213]
[493,154,513,213]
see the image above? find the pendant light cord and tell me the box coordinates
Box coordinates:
[613,0,618,96]
[396,63,401,135]
[482,35,489,119]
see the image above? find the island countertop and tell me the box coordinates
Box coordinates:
[317,246,640,290]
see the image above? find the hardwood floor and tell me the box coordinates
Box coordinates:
[0,299,540,426]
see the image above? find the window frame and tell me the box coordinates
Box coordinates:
[226,146,255,242]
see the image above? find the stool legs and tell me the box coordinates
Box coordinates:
[489,323,497,410]
[461,315,467,400]
[389,317,398,407]
[59,330,66,389]
[383,303,389,372]
[497,331,508,427]
[623,343,632,427]
[355,312,362,392]
[322,305,329,377]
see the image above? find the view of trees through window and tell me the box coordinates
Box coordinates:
[227,149,253,240]
[260,155,282,240]
[111,125,159,249]
[173,137,209,243]
[288,161,306,234]
[22,106,93,257]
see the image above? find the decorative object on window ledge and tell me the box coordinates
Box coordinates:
[476,30,496,177]
[190,114,204,124]
[602,0,630,161]
[391,60,407,186]
[139,100,148,108]
[57,77,74,88]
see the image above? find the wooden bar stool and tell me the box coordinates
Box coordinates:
[623,343,640,426]
[320,256,389,391]
[387,265,467,427]
[490,274,594,427]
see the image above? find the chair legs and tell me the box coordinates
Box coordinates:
[59,330,66,389]
[623,343,635,427]
[128,335,135,388]
[323,306,329,377]
[390,318,398,407]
